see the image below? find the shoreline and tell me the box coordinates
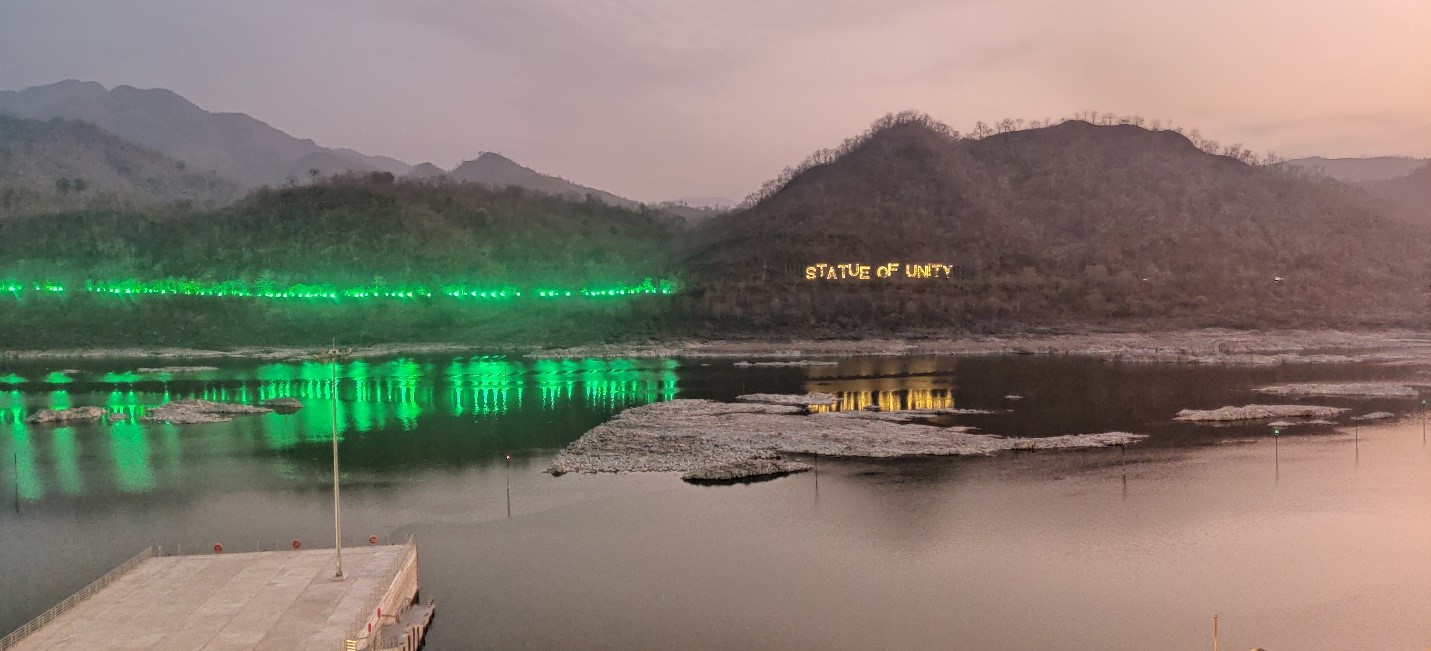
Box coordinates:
[6,328,1431,364]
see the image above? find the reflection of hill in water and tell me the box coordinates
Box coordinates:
[0,357,679,499]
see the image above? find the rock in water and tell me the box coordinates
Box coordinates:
[259,398,304,412]
[142,399,272,424]
[1352,411,1396,421]
[135,366,220,374]
[24,406,107,424]
[1174,404,1347,422]
[682,459,813,483]
[735,393,838,407]
[1255,382,1418,398]
[549,399,1147,480]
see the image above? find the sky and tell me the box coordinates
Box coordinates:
[1,0,1429,202]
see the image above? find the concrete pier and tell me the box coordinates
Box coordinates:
[2,541,426,650]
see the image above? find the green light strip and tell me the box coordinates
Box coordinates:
[1,277,678,301]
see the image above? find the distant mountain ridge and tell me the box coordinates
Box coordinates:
[0,113,239,212]
[0,80,412,188]
[441,152,639,209]
[0,80,732,215]
[1285,156,1428,183]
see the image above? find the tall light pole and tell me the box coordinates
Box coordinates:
[318,345,348,579]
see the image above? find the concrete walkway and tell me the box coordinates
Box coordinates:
[10,545,409,650]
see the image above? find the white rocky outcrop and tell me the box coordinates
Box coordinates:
[1175,404,1347,422]
[24,406,107,424]
[1352,411,1396,421]
[141,399,272,424]
[734,393,839,407]
[550,399,1146,480]
[1254,383,1418,398]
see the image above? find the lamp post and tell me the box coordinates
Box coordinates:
[317,346,349,579]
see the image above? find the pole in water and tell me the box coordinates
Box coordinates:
[13,452,18,513]
[1212,613,1219,651]
[505,452,512,518]
[1120,444,1128,499]
[1273,428,1280,484]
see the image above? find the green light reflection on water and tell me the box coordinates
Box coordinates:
[159,423,180,481]
[51,426,84,496]
[10,418,42,500]
[2,356,681,499]
[109,420,155,493]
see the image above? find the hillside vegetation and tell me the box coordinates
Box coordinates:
[680,114,1430,331]
[0,114,238,213]
[0,175,684,347]
[2,111,1429,348]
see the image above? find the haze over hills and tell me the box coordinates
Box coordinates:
[0,113,239,213]
[1367,162,1431,218]
[0,80,699,214]
[0,80,412,188]
[1284,156,1429,183]
[683,114,1428,331]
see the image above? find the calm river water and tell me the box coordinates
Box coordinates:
[2,354,1430,649]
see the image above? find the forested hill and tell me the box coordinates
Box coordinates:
[680,114,1430,331]
[0,114,239,213]
[0,176,685,347]
[0,174,681,286]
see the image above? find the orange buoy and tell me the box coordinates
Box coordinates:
[213,543,223,554]
[291,539,301,550]
[369,535,378,545]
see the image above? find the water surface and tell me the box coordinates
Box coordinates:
[1,355,1427,649]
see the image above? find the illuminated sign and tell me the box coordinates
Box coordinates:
[804,263,953,281]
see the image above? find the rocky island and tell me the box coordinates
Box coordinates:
[550,397,1146,482]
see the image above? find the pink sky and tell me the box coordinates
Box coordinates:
[2,0,1428,202]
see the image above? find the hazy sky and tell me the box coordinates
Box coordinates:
[2,0,1429,202]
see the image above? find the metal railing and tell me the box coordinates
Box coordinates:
[0,546,154,649]
[342,536,417,650]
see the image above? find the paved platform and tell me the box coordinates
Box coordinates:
[9,544,412,650]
